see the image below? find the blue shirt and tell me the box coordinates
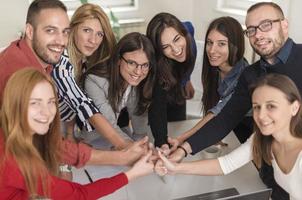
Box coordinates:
[209,58,249,115]
[181,21,197,86]
[260,38,293,68]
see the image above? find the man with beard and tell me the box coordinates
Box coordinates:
[0,0,147,172]
[169,2,302,200]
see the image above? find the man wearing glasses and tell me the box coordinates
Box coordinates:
[170,2,302,199]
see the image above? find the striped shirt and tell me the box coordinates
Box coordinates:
[51,55,99,131]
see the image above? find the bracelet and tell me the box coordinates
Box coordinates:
[177,145,188,157]
[59,164,72,173]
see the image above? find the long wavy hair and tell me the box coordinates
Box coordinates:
[68,3,116,82]
[251,74,302,168]
[84,32,157,115]
[146,12,195,104]
[202,16,245,114]
[0,68,61,198]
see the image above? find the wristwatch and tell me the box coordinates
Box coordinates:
[59,164,72,173]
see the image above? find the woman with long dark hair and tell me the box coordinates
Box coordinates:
[146,12,197,148]
[173,16,251,147]
[80,32,157,148]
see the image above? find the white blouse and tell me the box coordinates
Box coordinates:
[218,135,302,200]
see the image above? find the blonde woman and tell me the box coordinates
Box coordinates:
[68,3,116,81]
[52,3,131,149]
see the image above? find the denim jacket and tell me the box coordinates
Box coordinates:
[209,58,249,115]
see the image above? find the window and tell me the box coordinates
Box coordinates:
[52,0,138,13]
[216,0,271,16]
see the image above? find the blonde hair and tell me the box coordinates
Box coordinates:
[0,68,61,198]
[68,3,116,82]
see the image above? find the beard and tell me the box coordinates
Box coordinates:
[252,28,285,60]
[32,35,64,65]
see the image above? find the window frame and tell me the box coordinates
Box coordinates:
[30,0,139,13]
[216,0,272,16]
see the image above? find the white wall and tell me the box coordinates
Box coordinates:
[0,0,28,47]
[1,0,301,47]
[288,0,302,43]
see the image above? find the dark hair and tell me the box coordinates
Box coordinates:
[250,74,302,168]
[146,12,195,104]
[86,32,156,115]
[202,16,245,113]
[26,0,67,26]
[247,2,284,18]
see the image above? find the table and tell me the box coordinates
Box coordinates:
[72,119,266,200]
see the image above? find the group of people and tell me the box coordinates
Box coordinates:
[0,0,301,199]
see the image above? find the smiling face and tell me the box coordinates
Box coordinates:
[28,81,57,136]
[252,85,299,137]
[119,49,150,87]
[206,29,230,69]
[160,27,187,62]
[74,18,104,57]
[26,8,70,67]
[245,5,288,62]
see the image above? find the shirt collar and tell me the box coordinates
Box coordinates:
[17,39,44,69]
[221,58,248,84]
[260,38,293,66]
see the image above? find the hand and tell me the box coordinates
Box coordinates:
[115,139,133,150]
[184,80,195,99]
[148,142,160,163]
[122,136,149,166]
[160,144,171,156]
[168,148,186,163]
[125,150,154,181]
[154,159,166,176]
[157,149,177,175]
[167,137,180,152]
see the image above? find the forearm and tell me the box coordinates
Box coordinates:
[87,149,127,166]
[175,159,223,176]
[186,73,252,154]
[177,113,214,143]
[149,107,168,147]
[89,113,128,149]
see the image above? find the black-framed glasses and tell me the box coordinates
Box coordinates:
[244,19,284,37]
[121,56,150,72]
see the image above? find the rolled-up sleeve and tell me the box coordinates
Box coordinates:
[52,55,100,131]
[59,138,92,168]
[208,93,233,116]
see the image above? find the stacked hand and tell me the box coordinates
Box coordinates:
[122,136,150,166]
[124,136,188,180]
[125,150,154,181]
[154,148,178,176]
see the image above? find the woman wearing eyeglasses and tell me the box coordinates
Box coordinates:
[80,32,157,148]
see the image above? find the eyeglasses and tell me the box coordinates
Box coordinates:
[244,19,284,38]
[121,56,150,72]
